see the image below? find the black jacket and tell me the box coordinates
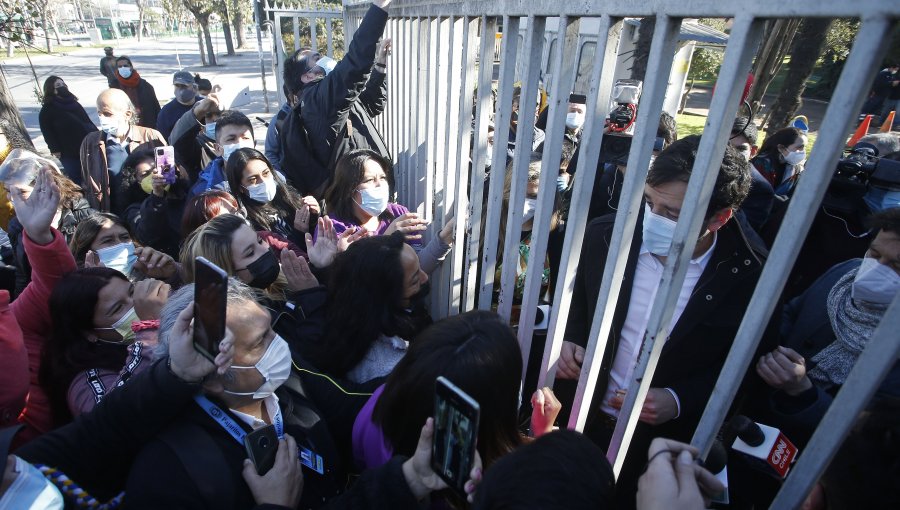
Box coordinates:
[125,192,187,259]
[113,79,161,130]
[298,5,390,171]
[564,210,779,502]
[38,102,96,159]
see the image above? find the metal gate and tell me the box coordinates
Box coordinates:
[312,1,896,506]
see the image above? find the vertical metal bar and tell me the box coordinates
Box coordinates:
[515,15,580,372]
[421,17,435,226]
[539,16,622,388]
[416,16,431,218]
[442,16,464,315]
[462,15,499,312]
[309,16,318,53]
[275,14,286,105]
[478,14,520,309]
[772,293,900,509]
[293,16,300,51]
[327,16,334,57]
[495,15,546,322]
[410,17,422,214]
[432,16,454,317]
[606,15,762,476]
[398,18,409,203]
[691,16,895,457]
[448,16,477,316]
[567,16,681,434]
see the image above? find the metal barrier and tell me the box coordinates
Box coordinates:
[268,4,344,103]
[323,0,900,503]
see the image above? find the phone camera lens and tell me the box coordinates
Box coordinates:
[258,437,270,448]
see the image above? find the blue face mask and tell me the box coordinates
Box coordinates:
[642,203,678,256]
[204,122,216,140]
[0,456,64,510]
[864,186,900,213]
[95,242,137,275]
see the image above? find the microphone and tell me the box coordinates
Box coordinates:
[725,415,798,479]
[702,439,729,505]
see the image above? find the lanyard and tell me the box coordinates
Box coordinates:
[194,394,284,444]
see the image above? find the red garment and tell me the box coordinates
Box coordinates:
[257,230,306,259]
[116,70,143,114]
[0,290,28,429]
[13,229,78,445]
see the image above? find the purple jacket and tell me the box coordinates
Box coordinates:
[351,384,393,470]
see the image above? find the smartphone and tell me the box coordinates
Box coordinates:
[432,376,480,494]
[244,425,278,475]
[155,145,177,184]
[193,257,228,362]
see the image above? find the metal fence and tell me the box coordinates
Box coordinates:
[331,1,900,506]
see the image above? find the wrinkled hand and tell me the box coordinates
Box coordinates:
[10,165,59,246]
[402,418,483,502]
[167,305,235,382]
[556,341,585,380]
[281,249,318,292]
[756,346,813,396]
[385,212,429,241]
[439,217,456,246]
[134,246,177,280]
[193,93,221,121]
[133,278,171,320]
[530,387,562,437]
[375,38,392,66]
[608,388,678,426]
[637,438,725,510]
[84,250,103,268]
[305,216,338,269]
[243,433,304,508]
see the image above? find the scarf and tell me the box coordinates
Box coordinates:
[116,71,143,113]
[809,267,887,388]
[52,92,83,113]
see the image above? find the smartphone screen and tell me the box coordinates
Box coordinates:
[432,376,480,494]
[193,257,228,362]
[155,145,176,184]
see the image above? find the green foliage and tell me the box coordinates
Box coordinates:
[697,18,729,33]
[807,18,859,99]
[279,13,345,60]
[687,47,723,81]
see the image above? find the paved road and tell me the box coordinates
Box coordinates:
[1,32,281,154]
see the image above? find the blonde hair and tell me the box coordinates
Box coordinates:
[179,214,289,300]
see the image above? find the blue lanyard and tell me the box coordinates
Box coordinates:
[194,395,284,444]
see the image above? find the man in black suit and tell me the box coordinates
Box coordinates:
[557,135,778,507]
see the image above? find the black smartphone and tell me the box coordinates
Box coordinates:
[244,425,278,475]
[193,256,228,362]
[432,376,480,494]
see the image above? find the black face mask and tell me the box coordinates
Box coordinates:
[56,87,74,99]
[239,249,280,289]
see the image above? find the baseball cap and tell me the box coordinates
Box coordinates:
[173,70,195,86]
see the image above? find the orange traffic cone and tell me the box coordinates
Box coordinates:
[880,111,895,132]
[847,115,872,147]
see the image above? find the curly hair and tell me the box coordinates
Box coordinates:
[647,134,750,219]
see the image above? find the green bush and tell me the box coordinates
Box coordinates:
[687,47,723,81]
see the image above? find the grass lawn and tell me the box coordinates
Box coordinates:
[676,112,818,155]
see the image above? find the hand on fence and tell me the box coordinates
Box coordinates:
[530,387,562,437]
[385,212,429,241]
[607,388,678,426]
[756,346,813,396]
[556,341,585,379]
[376,38,392,65]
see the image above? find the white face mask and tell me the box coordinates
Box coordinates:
[523,198,537,222]
[223,335,292,400]
[221,140,254,163]
[245,178,278,203]
[95,242,137,275]
[642,203,677,256]
[783,149,806,166]
[99,115,120,137]
[316,56,337,75]
[565,111,585,130]
[355,185,390,217]
[852,257,900,305]
[0,456,64,510]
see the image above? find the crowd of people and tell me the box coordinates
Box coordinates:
[0,0,899,508]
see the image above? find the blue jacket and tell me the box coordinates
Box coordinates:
[188,157,228,198]
[156,97,200,142]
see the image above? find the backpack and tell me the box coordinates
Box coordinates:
[278,104,344,198]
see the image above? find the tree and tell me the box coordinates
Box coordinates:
[630,17,655,81]
[0,0,39,149]
[746,18,802,116]
[763,18,834,131]
[231,0,248,48]
[807,19,859,99]
[183,0,218,65]
[136,0,145,41]
[219,0,235,55]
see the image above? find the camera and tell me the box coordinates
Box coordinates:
[826,144,900,208]
[605,79,642,134]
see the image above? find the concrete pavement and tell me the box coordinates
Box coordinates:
[1,31,282,155]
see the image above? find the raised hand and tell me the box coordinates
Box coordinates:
[402,417,483,502]
[385,212,429,241]
[375,38,393,66]
[134,246,177,280]
[133,278,171,320]
[530,387,562,437]
[10,165,60,246]
[281,249,318,292]
[167,305,235,382]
